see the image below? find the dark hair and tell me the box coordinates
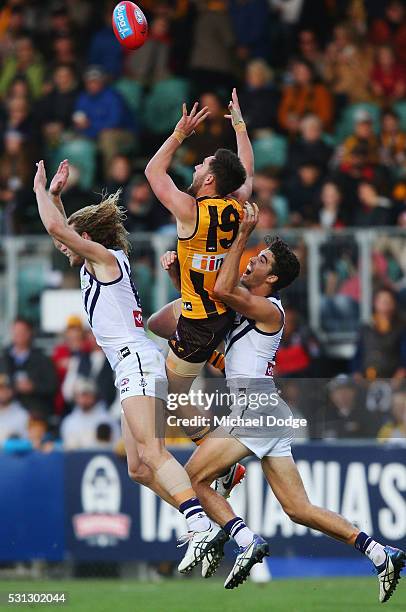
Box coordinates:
[209,149,246,197]
[267,237,300,291]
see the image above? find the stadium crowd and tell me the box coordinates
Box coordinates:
[0,0,405,449]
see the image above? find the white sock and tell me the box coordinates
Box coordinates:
[365,540,386,567]
[180,499,211,533]
[229,519,255,548]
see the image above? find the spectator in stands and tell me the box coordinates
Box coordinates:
[60,378,119,450]
[287,114,333,177]
[322,23,373,106]
[275,306,320,377]
[370,0,406,65]
[105,154,132,193]
[88,4,123,79]
[377,389,406,443]
[189,1,236,93]
[62,330,115,411]
[229,0,270,60]
[184,92,234,165]
[123,177,168,233]
[238,59,280,132]
[125,14,171,85]
[316,181,345,229]
[34,64,79,143]
[379,109,406,174]
[284,160,323,225]
[339,109,379,169]
[0,4,26,62]
[278,58,333,135]
[73,66,135,173]
[352,288,406,380]
[26,411,58,452]
[5,95,32,137]
[322,374,375,439]
[0,318,57,415]
[52,317,86,415]
[253,169,289,226]
[0,129,35,234]
[296,29,324,77]
[0,35,44,99]
[0,373,28,445]
[370,44,406,104]
[354,180,393,227]
[51,35,79,71]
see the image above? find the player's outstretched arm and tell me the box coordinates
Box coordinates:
[213,203,280,330]
[160,250,181,292]
[33,161,116,269]
[145,102,210,222]
[225,88,254,203]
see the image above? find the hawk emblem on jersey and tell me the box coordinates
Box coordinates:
[265,361,274,377]
[133,310,143,328]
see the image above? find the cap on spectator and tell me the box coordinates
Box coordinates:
[354,109,372,124]
[327,374,355,392]
[66,315,83,329]
[84,66,105,81]
[0,374,11,387]
[74,378,97,396]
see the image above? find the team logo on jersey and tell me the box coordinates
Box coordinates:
[133,310,143,328]
[265,361,274,377]
[81,276,91,291]
[191,253,225,272]
[120,378,129,387]
[183,301,193,311]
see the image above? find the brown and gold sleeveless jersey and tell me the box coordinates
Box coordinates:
[177,195,243,320]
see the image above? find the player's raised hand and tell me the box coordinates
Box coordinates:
[174,102,210,139]
[239,201,259,237]
[49,159,69,196]
[33,160,47,193]
[160,250,178,271]
[224,88,245,130]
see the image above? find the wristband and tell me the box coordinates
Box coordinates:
[173,129,187,144]
[235,121,247,133]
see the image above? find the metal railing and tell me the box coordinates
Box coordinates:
[0,228,404,349]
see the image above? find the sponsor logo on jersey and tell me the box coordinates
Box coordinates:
[133,310,143,328]
[117,346,131,361]
[120,387,129,394]
[265,361,274,377]
[191,253,225,272]
[120,378,129,387]
[183,301,193,311]
[113,4,133,39]
[139,378,147,388]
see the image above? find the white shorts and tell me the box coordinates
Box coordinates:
[235,434,293,460]
[115,347,168,403]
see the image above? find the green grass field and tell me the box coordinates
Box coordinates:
[0,578,405,611]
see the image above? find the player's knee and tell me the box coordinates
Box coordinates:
[283,500,311,524]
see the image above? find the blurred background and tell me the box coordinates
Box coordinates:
[0,0,405,596]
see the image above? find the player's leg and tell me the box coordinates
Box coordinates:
[262,455,406,603]
[121,411,177,508]
[122,395,226,572]
[148,298,181,339]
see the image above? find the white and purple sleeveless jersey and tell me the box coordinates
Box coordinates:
[79,249,157,369]
[224,294,285,380]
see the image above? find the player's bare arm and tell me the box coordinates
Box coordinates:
[145,102,210,230]
[225,89,254,203]
[33,160,119,281]
[160,250,181,292]
[213,203,282,331]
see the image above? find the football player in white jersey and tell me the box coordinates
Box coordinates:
[33,159,229,572]
[162,204,405,601]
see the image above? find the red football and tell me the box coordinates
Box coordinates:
[112,1,148,51]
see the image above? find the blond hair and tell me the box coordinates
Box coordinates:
[68,190,130,255]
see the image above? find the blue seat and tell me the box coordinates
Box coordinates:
[143,78,190,134]
[252,133,287,170]
[114,78,143,119]
[393,101,406,131]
